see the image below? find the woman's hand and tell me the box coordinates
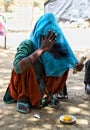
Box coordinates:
[75,63,84,71]
[28,31,57,64]
[73,63,84,74]
[40,30,57,53]
[73,56,86,74]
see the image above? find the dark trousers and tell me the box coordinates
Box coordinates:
[84,59,90,85]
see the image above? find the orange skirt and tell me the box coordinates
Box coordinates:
[8,64,69,107]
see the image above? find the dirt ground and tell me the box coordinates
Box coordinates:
[0,48,90,130]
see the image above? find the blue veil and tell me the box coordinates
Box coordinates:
[30,13,78,77]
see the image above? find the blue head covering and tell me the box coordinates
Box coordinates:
[30,13,78,77]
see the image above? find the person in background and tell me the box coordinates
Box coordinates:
[0,8,6,36]
[3,13,83,114]
[84,59,90,94]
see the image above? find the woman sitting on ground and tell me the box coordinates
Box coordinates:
[3,13,83,114]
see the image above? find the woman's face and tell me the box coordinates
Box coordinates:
[40,33,67,59]
[49,43,67,59]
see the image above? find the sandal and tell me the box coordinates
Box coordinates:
[48,96,60,108]
[17,102,31,114]
[54,84,68,99]
[54,91,68,99]
[16,97,31,114]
